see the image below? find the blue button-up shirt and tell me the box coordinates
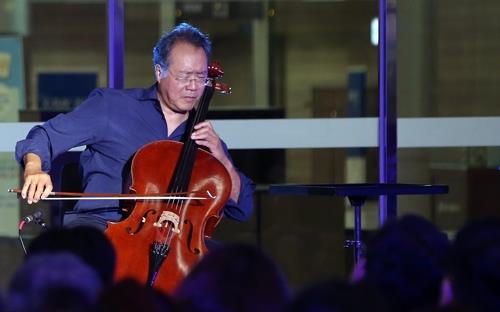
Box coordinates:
[16,84,254,222]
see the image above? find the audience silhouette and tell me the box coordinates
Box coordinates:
[447,217,500,312]
[7,252,102,312]
[353,214,451,312]
[174,243,290,312]
[26,225,116,285]
[4,212,500,312]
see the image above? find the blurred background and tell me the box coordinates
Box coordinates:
[1,0,500,291]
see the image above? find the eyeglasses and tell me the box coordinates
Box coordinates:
[168,69,207,86]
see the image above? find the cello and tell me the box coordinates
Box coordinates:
[105,61,232,293]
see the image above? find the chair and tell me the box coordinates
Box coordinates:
[49,151,83,228]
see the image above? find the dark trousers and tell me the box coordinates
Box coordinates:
[63,213,109,231]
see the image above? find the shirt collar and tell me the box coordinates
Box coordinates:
[139,83,159,101]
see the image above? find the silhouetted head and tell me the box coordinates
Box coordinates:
[449,217,500,312]
[174,243,290,312]
[362,214,451,312]
[27,225,116,285]
[7,252,102,312]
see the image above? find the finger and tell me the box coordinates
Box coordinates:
[196,130,219,146]
[41,183,53,200]
[195,138,219,154]
[194,139,212,151]
[192,126,218,140]
[27,182,37,204]
[191,127,209,139]
[205,124,218,138]
[21,178,31,199]
[33,182,45,203]
[194,121,210,130]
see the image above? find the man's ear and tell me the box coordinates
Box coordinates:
[154,64,163,81]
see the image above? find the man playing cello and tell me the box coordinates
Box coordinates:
[15,22,254,231]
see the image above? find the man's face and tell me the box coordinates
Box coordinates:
[156,42,208,114]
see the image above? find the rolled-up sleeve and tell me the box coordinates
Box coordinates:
[15,126,53,171]
[219,140,256,222]
[15,88,108,172]
[223,171,256,222]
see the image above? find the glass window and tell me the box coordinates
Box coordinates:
[397,0,500,233]
[124,1,378,116]
[398,0,500,118]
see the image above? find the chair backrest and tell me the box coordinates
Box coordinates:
[49,152,82,228]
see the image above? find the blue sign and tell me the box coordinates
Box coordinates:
[38,72,97,112]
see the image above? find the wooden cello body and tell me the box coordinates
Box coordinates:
[105,62,231,293]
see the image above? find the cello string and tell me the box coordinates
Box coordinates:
[158,114,199,247]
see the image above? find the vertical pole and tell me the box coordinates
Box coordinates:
[378,0,398,225]
[107,0,125,89]
[348,196,366,264]
[354,203,362,262]
[252,0,269,108]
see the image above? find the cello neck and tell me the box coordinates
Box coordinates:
[168,61,227,193]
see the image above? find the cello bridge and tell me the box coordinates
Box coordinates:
[153,211,180,233]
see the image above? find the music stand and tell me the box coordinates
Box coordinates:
[268,183,449,263]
